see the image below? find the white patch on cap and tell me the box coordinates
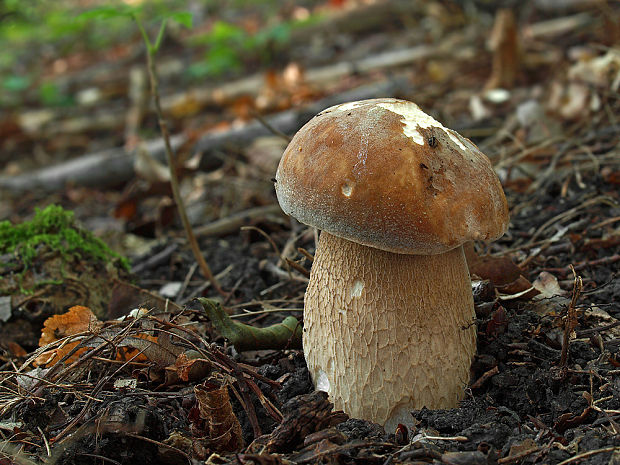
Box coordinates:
[316,369,330,393]
[335,101,366,112]
[377,101,467,151]
[341,181,354,197]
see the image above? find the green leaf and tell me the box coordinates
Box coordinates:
[211,21,245,43]
[76,6,138,21]
[3,75,30,92]
[169,11,193,29]
[38,81,73,107]
[205,46,242,75]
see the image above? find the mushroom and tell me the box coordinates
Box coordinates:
[274,98,509,431]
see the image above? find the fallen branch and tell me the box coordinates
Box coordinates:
[559,265,582,368]
[0,77,408,194]
[556,446,618,465]
[193,205,285,238]
[136,17,223,295]
[0,135,182,193]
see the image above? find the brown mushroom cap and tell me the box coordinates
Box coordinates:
[275,98,509,254]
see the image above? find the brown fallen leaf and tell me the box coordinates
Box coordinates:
[34,305,184,368]
[7,341,28,358]
[163,350,212,385]
[194,375,244,453]
[38,305,99,346]
[465,243,538,299]
[35,305,102,366]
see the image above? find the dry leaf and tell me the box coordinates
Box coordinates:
[507,438,538,457]
[114,333,162,364]
[532,271,565,298]
[175,350,212,382]
[35,305,101,366]
[465,245,521,287]
[568,49,620,89]
[194,377,244,453]
[465,244,538,299]
[7,342,27,358]
[38,305,99,346]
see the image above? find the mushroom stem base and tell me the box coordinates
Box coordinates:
[303,232,477,431]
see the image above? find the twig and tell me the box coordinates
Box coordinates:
[37,426,51,457]
[135,18,224,296]
[498,447,542,464]
[125,432,191,461]
[262,261,309,283]
[230,308,303,319]
[526,196,613,247]
[244,378,283,422]
[470,365,499,390]
[285,258,311,278]
[590,215,620,229]
[543,255,620,274]
[298,247,314,262]
[240,226,282,260]
[422,435,468,442]
[194,205,285,237]
[556,446,618,465]
[251,110,292,142]
[560,265,582,368]
[77,453,122,465]
[131,242,179,274]
[576,321,620,337]
[177,262,198,301]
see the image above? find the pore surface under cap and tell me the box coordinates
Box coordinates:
[275,98,509,254]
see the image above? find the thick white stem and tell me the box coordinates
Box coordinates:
[303,232,476,431]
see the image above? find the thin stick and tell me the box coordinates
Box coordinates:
[470,365,499,390]
[556,446,618,465]
[251,110,292,142]
[230,308,303,319]
[136,18,224,296]
[498,447,542,464]
[560,265,582,368]
[298,247,314,262]
[285,258,311,277]
[37,427,51,457]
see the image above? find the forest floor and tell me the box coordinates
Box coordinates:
[0,1,619,464]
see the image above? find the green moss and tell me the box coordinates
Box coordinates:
[0,204,130,272]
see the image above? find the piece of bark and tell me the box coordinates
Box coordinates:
[248,391,348,454]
